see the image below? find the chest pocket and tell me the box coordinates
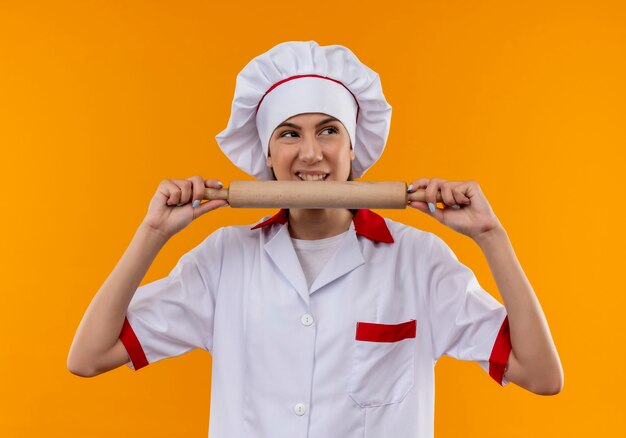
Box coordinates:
[348,319,416,407]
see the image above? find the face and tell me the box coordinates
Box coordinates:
[266,113,355,182]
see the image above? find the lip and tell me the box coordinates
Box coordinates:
[295,170,330,175]
[294,171,330,181]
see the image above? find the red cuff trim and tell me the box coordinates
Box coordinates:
[119,316,149,371]
[356,319,416,342]
[488,315,511,385]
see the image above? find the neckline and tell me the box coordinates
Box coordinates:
[250,209,394,243]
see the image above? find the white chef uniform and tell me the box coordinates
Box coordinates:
[119,208,511,438]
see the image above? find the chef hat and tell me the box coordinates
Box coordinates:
[215,41,392,180]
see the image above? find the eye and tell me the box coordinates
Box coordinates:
[320,126,339,135]
[280,130,299,138]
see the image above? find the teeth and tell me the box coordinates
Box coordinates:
[297,173,328,181]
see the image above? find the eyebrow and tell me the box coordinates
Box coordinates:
[274,117,340,130]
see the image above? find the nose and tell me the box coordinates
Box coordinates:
[298,135,323,164]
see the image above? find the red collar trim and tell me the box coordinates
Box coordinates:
[251,209,289,230]
[250,209,394,243]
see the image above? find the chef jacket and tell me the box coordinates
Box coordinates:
[119,209,512,438]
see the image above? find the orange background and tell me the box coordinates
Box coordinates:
[1,0,624,436]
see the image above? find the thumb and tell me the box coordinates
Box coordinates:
[409,201,430,214]
[409,201,444,222]
[193,200,229,219]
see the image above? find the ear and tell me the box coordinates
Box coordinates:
[266,155,272,168]
[350,146,355,161]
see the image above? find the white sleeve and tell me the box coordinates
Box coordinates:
[421,232,512,386]
[119,228,224,370]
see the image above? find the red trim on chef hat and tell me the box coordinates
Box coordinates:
[255,74,361,122]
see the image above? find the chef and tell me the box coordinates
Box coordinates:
[113,41,563,437]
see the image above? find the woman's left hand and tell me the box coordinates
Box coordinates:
[407,178,503,241]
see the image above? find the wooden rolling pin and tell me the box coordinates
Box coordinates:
[203,181,444,209]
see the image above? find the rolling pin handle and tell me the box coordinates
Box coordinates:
[406,189,443,203]
[204,187,230,202]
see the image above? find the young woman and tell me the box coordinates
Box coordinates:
[68,41,563,438]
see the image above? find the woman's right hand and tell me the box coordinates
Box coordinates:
[141,176,228,239]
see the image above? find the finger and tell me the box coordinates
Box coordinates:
[162,179,183,206]
[425,178,445,210]
[156,179,172,206]
[171,179,193,206]
[440,182,457,207]
[407,178,430,192]
[204,179,224,189]
[451,183,472,204]
[445,182,465,208]
[446,182,463,203]
[186,175,207,209]
[191,178,227,218]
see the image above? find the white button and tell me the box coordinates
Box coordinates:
[301,314,314,326]
[294,403,307,416]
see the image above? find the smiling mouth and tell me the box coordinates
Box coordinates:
[296,172,329,181]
